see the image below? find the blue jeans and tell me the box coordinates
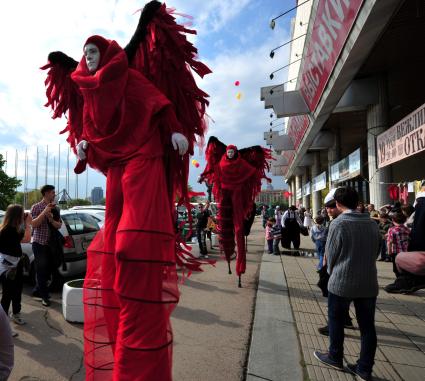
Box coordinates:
[273,239,281,255]
[32,242,51,300]
[380,239,388,260]
[196,229,207,255]
[267,239,273,253]
[328,292,377,374]
[315,240,325,269]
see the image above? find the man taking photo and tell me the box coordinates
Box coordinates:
[30,185,62,307]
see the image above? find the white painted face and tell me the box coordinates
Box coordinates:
[226,149,235,159]
[84,43,101,73]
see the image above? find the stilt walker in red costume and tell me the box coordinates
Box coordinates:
[40,2,211,380]
[199,137,271,287]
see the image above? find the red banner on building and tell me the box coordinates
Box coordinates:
[377,103,425,168]
[300,0,364,111]
[287,115,310,150]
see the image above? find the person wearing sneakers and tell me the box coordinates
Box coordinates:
[30,185,62,307]
[317,188,354,336]
[313,187,381,381]
[0,204,32,335]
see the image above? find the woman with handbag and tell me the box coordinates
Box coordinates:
[0,205,32,335]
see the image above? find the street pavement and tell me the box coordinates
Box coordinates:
[8,221,265,381]
[7,219,425,380]
[260,235,425,381]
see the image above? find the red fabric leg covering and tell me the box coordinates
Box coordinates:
[83,157,178,381]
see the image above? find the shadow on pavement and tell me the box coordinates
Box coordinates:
[13,308,83,379]
[173,305,242,328]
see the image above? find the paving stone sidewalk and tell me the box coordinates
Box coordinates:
[280,237,425,381]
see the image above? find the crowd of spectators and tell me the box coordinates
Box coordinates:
[261,182,425,380]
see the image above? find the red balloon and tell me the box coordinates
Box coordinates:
[283,190,292,199]
[234,80,240,86]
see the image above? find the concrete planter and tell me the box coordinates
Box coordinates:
[211,233,218,247]
[62,279,84,323]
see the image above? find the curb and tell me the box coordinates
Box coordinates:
[246,247,303,381]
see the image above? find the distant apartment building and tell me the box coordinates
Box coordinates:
[91,187,104,204]
[256,190,285,205]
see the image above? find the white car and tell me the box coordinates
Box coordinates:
[69,205,105,227]
[0,209,101,282]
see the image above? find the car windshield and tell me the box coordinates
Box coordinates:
[62,213,100,235]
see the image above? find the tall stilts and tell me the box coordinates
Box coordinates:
[238,275,242,288]
[228,261,232,275]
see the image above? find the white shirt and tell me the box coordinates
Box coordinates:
[281,210,303,226]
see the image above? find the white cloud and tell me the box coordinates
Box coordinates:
[0,0,291,196]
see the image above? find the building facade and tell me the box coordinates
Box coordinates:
[91,186,104,204]
[262,0,425,215]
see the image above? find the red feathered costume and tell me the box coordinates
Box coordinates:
[76,37,180,381]
[200,138,271,287]
[41,3,211,380]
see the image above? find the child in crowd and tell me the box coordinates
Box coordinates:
[378,212,392,261]
[265,218,274,254]
[310,215,327,270]
[387,212,410,278]
[271,218,282,255]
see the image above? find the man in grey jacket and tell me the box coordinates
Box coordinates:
[314,187,380,381]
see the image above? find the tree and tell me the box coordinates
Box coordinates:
[15,190,41,209]
[67,198,92,208]
[0,154,21,210]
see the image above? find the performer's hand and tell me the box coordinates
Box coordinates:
[76,140,88,160]
[171,133,189,155]
[197,175,203,184]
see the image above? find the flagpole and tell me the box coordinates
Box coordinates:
[24,147,28,209]
[58,144,61,193]
[86,167,89,200]
[66,147,70,197]
[75,156,79,199]
[45,145,48,185]
[35,146,39,190]
[14,150,18,203]
[53,156,56,191]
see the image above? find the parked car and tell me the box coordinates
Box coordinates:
[69,205,105,227]
[0,210,101,282]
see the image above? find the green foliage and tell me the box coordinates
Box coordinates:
[67,198,91,208]
[15,190,41,208]
[271,199,289,210]
[0,154,21,210]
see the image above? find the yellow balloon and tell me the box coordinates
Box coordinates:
[236,92,242,100]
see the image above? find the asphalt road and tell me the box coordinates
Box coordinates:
[8,218,265,381]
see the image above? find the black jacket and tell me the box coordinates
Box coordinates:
[409,194,425,251]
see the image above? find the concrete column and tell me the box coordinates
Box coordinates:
[327,131,340,187]
[302,167,310,209]
[295,174,301,208]
[289,177,297,206]
[311,152,321,216]
[367,76,391,207]
[287,181,293,206]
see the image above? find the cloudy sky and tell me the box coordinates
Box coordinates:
[0,0,294,198]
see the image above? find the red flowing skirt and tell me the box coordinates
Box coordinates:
[217,189,246,276]
[83,155,179,381]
